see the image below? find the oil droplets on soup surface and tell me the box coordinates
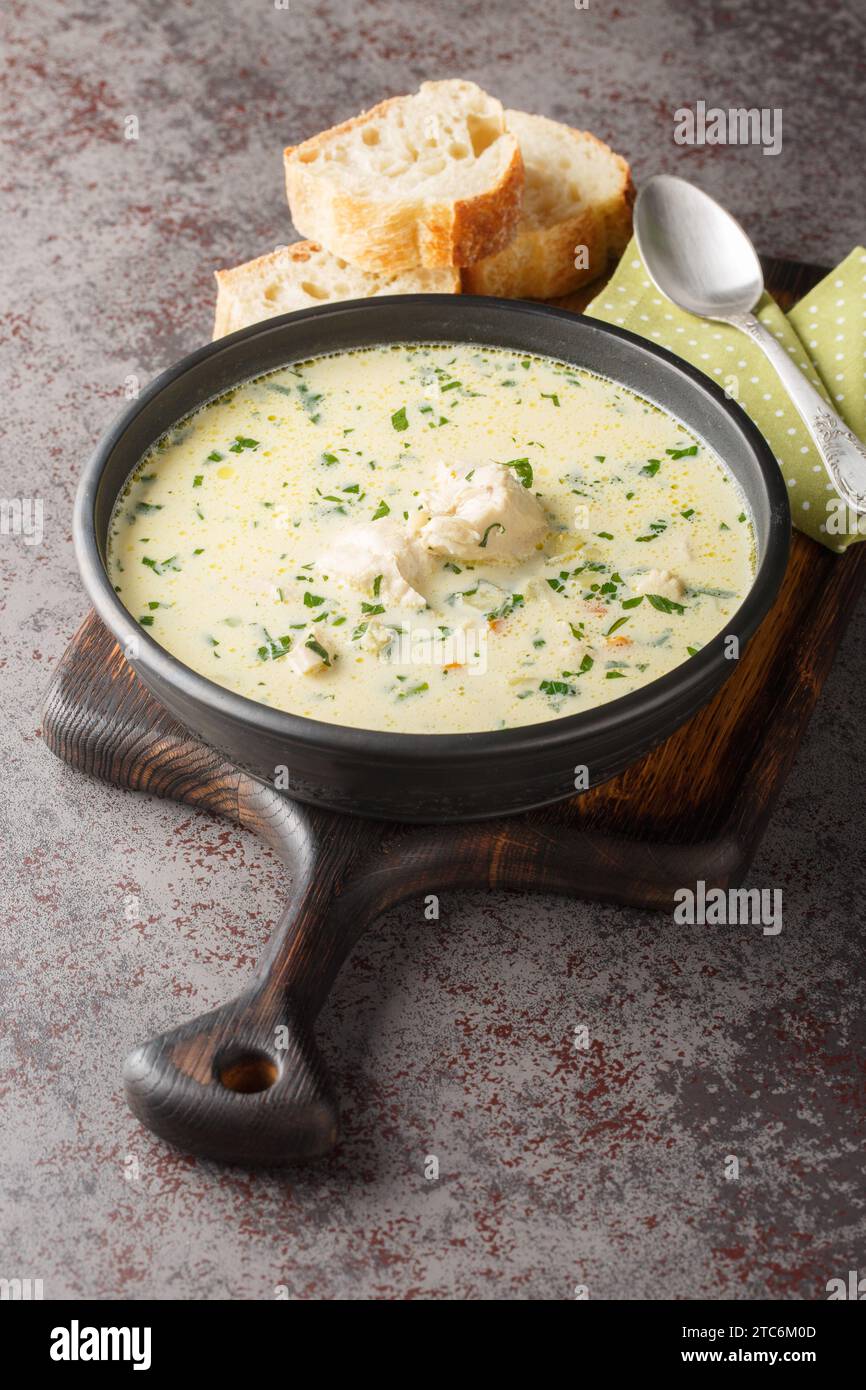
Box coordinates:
[107,344,755,734]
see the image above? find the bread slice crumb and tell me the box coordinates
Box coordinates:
[284,79,524,272]
[213,241,460,339]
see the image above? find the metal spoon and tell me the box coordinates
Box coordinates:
[634,174,866,513]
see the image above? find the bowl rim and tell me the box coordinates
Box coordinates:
[74,292,791,765]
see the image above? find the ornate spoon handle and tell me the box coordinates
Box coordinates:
[723,310,866,514]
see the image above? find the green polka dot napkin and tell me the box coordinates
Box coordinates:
[586,243,866,550]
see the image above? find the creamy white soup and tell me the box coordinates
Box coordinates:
[107,344,754,733]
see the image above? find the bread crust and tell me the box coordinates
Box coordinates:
[212,240,461,339]
[284,90,525,272]
[462,121,634,300]
[462,206,608,299]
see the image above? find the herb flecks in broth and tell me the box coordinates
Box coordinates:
[107,345,755,733]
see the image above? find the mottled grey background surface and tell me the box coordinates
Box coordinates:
[1,0,864,1301]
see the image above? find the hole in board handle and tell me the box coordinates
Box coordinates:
[217,1052,281,1094]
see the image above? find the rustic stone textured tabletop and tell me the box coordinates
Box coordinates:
[2,0,864,1301]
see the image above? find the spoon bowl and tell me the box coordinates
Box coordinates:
[635,175,764,317]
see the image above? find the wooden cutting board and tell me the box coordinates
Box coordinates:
[41,256,866,1165]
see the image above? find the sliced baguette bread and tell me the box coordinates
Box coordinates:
[462,111,634,300]
[284,79,524,272]
[213,241,460,339]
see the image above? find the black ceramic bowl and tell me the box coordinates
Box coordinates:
[74,295,790,821]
